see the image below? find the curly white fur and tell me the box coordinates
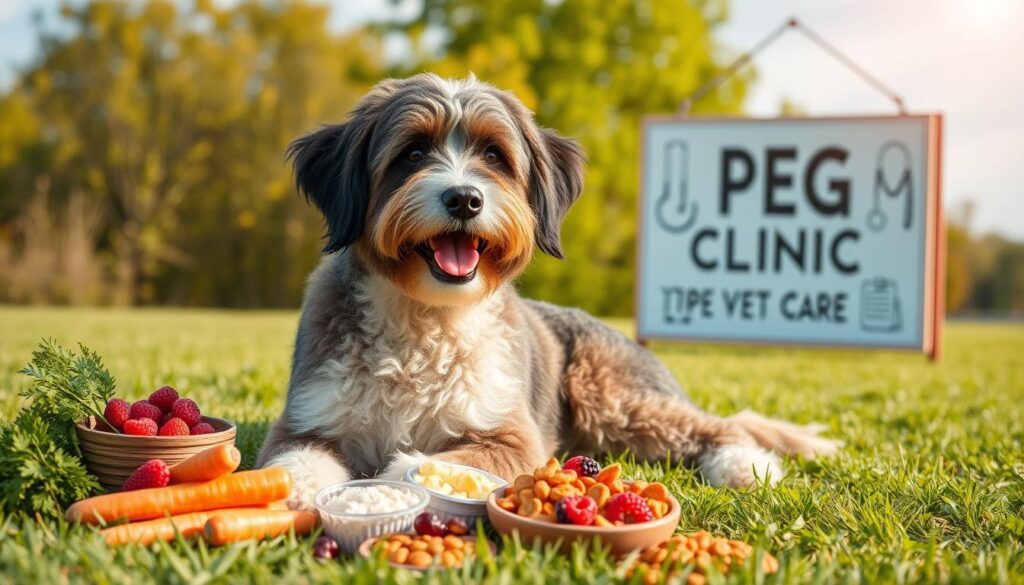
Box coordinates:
[699,444,784,488]
[286,274,523,476]
[263,445,350,512]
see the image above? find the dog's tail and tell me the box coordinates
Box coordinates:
[728,410,841,459]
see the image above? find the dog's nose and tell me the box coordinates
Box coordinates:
[441,186,483,220]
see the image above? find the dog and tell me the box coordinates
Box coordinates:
[258,73,838,510]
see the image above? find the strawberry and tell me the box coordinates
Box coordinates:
[604,492,655,524]
[190,422,216,435]
[122,459,170,491]
[158,417,190,436]
[170,398,201,427]
[555,495,598,525]
[103,398,131,431]
[563,455,601,478]
[123,418,158,436]
[148,386,179,412]
[129,400,163,423]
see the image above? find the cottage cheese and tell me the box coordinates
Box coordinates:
[323,485,421,515]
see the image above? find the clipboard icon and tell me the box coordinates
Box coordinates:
[860,277,902,332]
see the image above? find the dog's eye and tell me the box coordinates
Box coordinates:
[483,146,502,165]
[406,147,426,163]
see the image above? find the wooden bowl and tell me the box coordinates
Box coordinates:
[75,416,236,490]
[358,534,497,570]
[485,489,681,557]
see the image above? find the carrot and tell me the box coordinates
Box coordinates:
[203,509,319,545]
[99,507,270,546]
[67,468,292,525]
[169,444,241,484]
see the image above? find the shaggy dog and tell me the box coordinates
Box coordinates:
[258,74,838,510]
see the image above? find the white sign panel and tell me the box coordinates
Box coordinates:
[637,115,942,352]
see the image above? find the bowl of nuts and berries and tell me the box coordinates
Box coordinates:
[485,456,680,556]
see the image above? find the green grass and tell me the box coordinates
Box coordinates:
[1,307,1022,583]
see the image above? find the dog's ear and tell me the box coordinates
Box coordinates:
[530,129,585,259]
[287,121,372,253]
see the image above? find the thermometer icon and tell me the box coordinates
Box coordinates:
[654,140,699,234]
[867,140,913,232]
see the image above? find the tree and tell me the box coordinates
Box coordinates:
[2,0,378,306]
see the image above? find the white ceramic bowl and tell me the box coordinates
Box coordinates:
[404,463,508,526]
[315,479,430,554]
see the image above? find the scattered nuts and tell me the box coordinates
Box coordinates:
[374,533,477,569]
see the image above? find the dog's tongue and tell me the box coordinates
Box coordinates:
[432,233,480,277]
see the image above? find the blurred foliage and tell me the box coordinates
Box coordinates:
[0,0,379,307]
[0,0,748,314]
[0,1,1017,315]
[945,209,1024,315]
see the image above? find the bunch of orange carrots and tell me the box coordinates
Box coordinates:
[66,444,318,546]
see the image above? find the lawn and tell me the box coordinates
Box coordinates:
[1,306,1022,583]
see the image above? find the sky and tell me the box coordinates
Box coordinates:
[0,0,1021,238]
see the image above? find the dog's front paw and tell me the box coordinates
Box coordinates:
[262,446,350,511]
[379,451,434,481]
[699,444,784,488]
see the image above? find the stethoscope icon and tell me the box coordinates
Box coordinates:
[866,140,913,232]
[654,140,698,233]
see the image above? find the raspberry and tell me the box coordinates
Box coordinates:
[563,456,601,478]
[555,495,598,525]
[170,398,202,427]
[122,459,170,491]
[129,400,163,423]
[158,417,191,436]
[148,386,179,412]
[190,422,216,435]
[123,418,158,436]
[604,492,655,524]
[102,398,130,431]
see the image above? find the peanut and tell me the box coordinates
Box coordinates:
[443,535,465,550]
[548,469,577,486]
[407,550,432,568]
[549,484,578,502]
[518,497,543,517]
[533,479,551,500]
[497,497,516,511]
[595,463,621,485]
[513,474,535,491]
[647,498,669,519]
[587,483,611,508]
[640,482,670,503]
[389,547,409,564]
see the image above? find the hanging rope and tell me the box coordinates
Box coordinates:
[679,17,907,115]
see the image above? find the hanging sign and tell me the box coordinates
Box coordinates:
[636,115,943,356]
